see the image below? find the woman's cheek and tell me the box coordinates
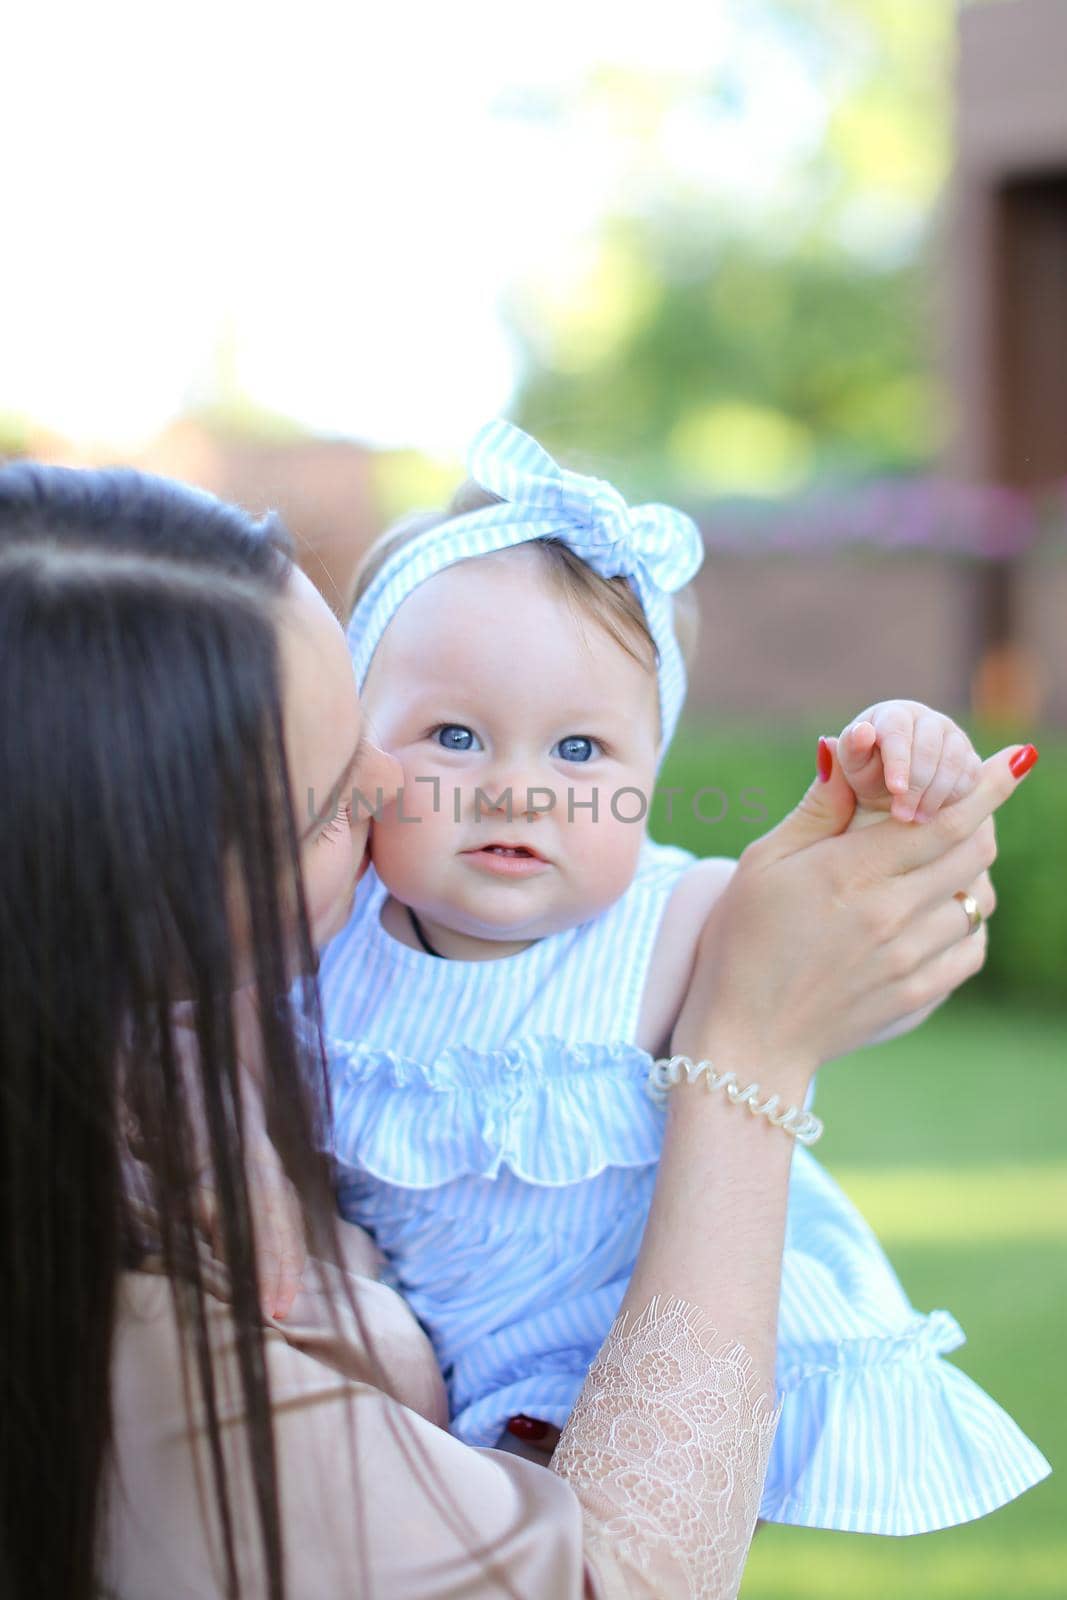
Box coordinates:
[303,832,359,943]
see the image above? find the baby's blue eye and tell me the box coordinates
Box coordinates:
[435,724,481,752]
[554,735,599,763]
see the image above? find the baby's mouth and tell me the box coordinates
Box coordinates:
[461,841,548,863]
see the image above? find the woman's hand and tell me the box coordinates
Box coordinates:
[672,738,1034,1079]
[196,1138,307,1322]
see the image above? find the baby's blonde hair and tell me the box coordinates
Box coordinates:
[352,482,700,713]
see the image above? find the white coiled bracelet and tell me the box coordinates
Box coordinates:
[646,1054,824,1146]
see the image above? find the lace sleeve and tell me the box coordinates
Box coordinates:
[550,1295,783,1600]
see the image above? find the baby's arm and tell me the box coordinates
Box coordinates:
[837,700,981,828]
[635,856,738,1058]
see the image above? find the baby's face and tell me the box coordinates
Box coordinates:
[360,546,660,944]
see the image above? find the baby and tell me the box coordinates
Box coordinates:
[318,421,1049,1533]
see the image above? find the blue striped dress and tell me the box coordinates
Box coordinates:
[319,835,1051,1533]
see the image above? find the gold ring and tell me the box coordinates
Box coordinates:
[953,890,983,936]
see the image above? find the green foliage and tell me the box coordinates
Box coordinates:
[515,230,938,500]
[968,726,1067,1007]
[505,0,958,502]
[0,414,32,458]
[652,718,1067,1012]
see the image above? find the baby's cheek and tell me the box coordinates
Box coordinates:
[562,799,645,913]
[369,778,451,900]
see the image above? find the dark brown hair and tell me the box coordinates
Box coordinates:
[0,465,340,1599]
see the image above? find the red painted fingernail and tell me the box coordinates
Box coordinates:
[1009,744,1039,779]
[506,1414,549,1441]
[817,737,832,783]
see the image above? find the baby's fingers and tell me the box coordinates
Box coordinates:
[838,719,878,770]
[910,735,982,823]
[868,714,915,800]
[888,711,946,821]
[837,720,891,803]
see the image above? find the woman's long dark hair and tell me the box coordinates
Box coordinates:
[0,464,338,1599]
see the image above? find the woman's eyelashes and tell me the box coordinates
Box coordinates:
[427,724,603,764]
[315,795,353,845]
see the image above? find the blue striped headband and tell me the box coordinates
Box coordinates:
[347,419,704,761]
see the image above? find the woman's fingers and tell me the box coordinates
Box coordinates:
[262,1241,304,1322]
[884,911,989,1017]
[901,816,998,920]
[977,867,997,920]
[194,1158,306,1321]
[867,745,1035,878]
[863,868,995,1048]
[897,872,994,977]
[882,866,996,1015]
[257,1212,304,1320]
[248,1160,308,1322]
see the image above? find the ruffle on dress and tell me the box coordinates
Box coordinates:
[327,1034,662,1187]
[326,1036,1052,1534]
[763,1306,1052,1532]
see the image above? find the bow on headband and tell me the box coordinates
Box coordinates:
[467,419,704,596]
[347,420,705,762]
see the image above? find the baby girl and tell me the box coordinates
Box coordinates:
[318,421,1049,1533]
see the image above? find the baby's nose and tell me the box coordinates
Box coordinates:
[477,766,553,822]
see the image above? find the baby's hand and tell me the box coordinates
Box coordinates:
[197,1139,307,1322]
[837,700,981,824]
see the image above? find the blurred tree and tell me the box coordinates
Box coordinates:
[505,0,956,502]
[0,414,32,459]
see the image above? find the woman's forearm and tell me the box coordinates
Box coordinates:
[621,1031,814,1389]
[550,1033,815,1599]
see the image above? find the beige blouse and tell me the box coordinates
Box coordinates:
[102,1219,780,1599]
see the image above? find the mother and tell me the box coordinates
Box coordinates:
[0,464,1022,1599]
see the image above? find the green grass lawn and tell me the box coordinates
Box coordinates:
[738,998,1066,1600]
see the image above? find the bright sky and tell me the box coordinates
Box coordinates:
[3,2,832,456]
